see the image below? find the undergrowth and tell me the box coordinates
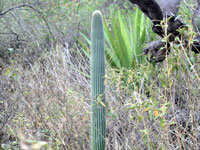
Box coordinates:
[0,0,200,150]
[1,35,200,149]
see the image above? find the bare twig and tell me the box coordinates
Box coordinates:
[0,5,41,16]
[0,4,54,40]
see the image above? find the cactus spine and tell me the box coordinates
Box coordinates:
[91,11,106,150]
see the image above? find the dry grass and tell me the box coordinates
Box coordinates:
[0,1,200,148]
[1,38,200,150]
[1,44,91,149]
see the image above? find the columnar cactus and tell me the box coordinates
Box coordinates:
[91,11,106,150]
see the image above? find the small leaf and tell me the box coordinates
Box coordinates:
[138,115,143,122]
[5,68,11,77]
[143,107,151,112]
[82,115,87,121]
[127,104,139,110]
[168,66,172,76]
[13,73,18,81]
[98,100,106,107]
[141,129,148,135]
[127,78,130,84]
[154,110,159,117]
[24,91,30,95]
[160,118,165,128]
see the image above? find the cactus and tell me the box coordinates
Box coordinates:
[91,11,106,150]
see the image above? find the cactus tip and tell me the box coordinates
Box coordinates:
[92,10,102,18]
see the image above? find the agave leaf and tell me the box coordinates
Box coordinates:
[118,10,133,66]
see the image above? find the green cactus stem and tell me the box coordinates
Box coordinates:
[91,10,106,150]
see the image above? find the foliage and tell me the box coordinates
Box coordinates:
[0,0,200,150]
[80,8,156,69]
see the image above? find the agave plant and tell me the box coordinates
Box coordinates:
[80,8,155,69]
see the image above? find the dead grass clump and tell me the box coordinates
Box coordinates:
[1,44,91,149]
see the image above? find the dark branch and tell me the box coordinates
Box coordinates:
[128,0,200,63]
[129,0,163,22]
[128,0,165,36]
[0,5,42,16]
[0,32,21,41]
[144,40,170,63]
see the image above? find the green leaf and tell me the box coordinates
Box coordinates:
[5,68,12,77]
[13,73,18,81]
[160,118,165,128]
[118,10,133,66]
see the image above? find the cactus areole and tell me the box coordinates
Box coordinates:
[91,11,106,150]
